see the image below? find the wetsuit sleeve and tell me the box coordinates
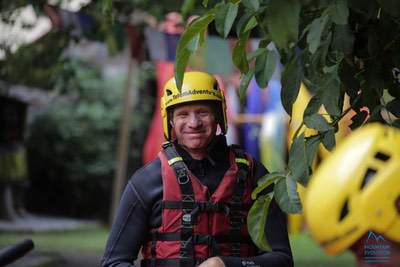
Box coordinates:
[220,160,294,267]
[101,159,163,267]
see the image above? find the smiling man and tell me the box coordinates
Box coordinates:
[102,71,293,267]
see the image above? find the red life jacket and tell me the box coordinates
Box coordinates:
[141,142,259,267]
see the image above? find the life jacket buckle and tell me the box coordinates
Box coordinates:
[177,169,189,184]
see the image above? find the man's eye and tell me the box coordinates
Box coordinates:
[199,111,210,116]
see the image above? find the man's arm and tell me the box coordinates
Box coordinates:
[101,159,163,267]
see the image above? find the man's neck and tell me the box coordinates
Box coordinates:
[182,147,207,160]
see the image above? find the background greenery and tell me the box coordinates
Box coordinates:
[25,60,155,221]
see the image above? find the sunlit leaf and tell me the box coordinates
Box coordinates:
[252,172,286,199]
[215,2,239,38]
[248,193,273,252]
[175,11,216,89]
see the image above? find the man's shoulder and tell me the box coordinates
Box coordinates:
[129,157,162,188]
[128,157,163,207]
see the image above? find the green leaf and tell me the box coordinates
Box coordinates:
[321,129,336,151]
[332,24,355,55]
[239,68,255,105]
[265,0,300,50]
[303,95,322,118]
[318,66,342,117]
[288,133,308,186]
[215,3,239,38]
[181,0,196,18]
[247,47,268,61]
[286,175,302,210]
[243,16,258,33]
[305,135,321,174]
[187,33,201,52]
[235,12,254,36]
[232,30,251,73]
[174,51,191,92]
[175,12,216,89]
[281,54,302,116]
[242,0,260,11]
[252,172,286,199]
[307,14,329,54]
[304,113,333,131]
[386,99,400,117]
[255,49,278,88]
[328,0,349,25]
[274,176,302,214]
[247,193,273,252]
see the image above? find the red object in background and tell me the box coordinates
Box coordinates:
[126,25,144,62]
[142,61,174,164]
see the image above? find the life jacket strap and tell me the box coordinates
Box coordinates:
[162,142,195,260]
[229,146,250,257]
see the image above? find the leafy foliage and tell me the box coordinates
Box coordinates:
[174,0,400,218]
[172,0,400,251]
[0,31,70,90]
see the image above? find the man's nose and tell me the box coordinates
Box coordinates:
[187,113,202,127]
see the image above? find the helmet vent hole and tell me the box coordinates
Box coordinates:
[374,152,390,161]
[396,196,400,215]
[213,82,218,90]
[360,168,376,190]
[166,89,173,96]
[339,199,349,221]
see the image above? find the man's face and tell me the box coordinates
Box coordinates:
[171,102,217,154]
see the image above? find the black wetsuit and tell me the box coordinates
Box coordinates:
[102,136,293,267]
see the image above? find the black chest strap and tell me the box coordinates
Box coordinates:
[229,145,251,256]
[162,142,196,265]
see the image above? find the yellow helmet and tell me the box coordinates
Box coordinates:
[160,71,227,140]
[305,123,400,255]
